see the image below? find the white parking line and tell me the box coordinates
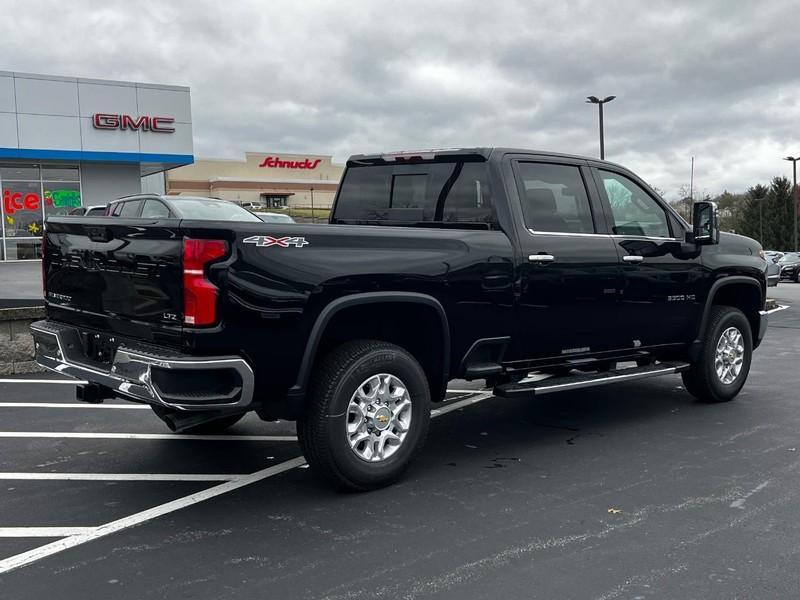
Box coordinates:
[0,432,297,442]
[0,389,497,574]
[765,304,789,315]
[0,456,307,573]
[0,403,149,409]
[0,379,89,385]
[0,527,97,538]
[0,472,241,481]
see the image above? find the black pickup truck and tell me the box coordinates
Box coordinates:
[32,148,769,490]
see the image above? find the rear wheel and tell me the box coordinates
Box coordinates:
[298,340,430,491]
[682,306,752,403]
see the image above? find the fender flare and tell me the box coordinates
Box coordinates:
[690,276,764,359]
[286,291,451,411]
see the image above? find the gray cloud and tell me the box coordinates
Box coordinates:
[2,0,799,198]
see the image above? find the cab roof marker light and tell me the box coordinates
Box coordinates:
[379,149,456,161]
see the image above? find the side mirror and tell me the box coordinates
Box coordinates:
[692,201,719,245]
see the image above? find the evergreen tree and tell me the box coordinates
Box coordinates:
[735,184,768,243]
[761,177,793,250]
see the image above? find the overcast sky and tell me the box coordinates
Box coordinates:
[3,0,799,199]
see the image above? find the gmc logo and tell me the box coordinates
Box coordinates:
[92,113,176,133]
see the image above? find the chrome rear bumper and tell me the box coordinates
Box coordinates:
[31,320,254,411]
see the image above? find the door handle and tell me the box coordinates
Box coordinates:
[528,254,555,263]
[622,255,644,263]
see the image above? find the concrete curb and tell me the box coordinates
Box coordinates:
[0,306,45,374]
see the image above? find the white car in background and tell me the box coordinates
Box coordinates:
[256,212,296,224]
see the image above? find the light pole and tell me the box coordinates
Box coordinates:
[586,95,616,160]
[783,156,799,251]
[310,187,315,224]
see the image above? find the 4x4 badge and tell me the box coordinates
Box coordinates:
[243,235,309,248]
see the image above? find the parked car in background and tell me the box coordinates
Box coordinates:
[765,250,783,263]
[240,202,260,210]
[257,212,296,224]
[766,259,780,286]
[102,195,263,221]
[778,252,800,282]
[67,205,107,216]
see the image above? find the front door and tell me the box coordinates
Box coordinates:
[511,160,624,361]
[592,168,704,349]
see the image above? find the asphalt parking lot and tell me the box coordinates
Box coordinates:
[0,285,797,599]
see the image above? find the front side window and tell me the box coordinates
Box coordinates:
[599,171,671,238]
[516,162,594,234]
[333,160,495,227]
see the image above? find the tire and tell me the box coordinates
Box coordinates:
[151,406,245,434]
[297,340,431,491]
[682,306,752,403]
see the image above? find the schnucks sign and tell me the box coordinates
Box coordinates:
[258,157,322,170]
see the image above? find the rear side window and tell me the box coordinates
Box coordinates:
[333,161,495,227]
[141,199,171,219]
[516,162,595,234]
[113,200,142,217]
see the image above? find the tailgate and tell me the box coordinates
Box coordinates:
[44,217,184,346]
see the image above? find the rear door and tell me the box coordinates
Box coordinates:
[592,167,703,347]
[510,158,624,361]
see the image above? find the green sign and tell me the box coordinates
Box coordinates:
[45,189,81,208]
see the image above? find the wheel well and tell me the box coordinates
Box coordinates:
[314,302,448,401]
[711,282,762,339]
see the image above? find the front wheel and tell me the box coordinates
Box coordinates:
[298,340,431,491]
[682,306,752,403]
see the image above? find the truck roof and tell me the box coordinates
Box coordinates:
[346,147,628,170]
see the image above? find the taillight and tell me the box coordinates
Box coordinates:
[183,238,228,326]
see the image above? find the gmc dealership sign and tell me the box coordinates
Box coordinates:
[92,113,175,133]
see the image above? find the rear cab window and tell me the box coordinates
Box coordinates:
[332,159,495,228]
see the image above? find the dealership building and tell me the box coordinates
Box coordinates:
[166,152,342,209]
[0,70,193,260]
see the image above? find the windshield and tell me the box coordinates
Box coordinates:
[172,198,261,222]
[778,253,800,263]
